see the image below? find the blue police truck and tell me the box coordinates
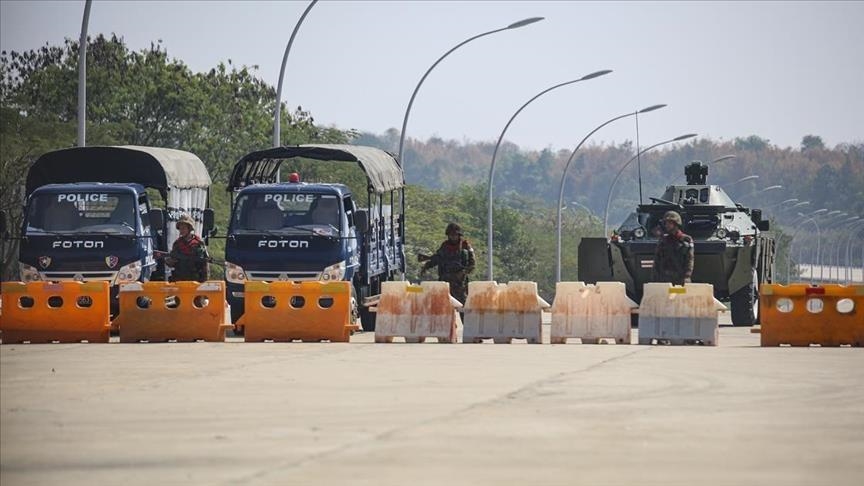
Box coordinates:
[224,145,405,332]
[10,146,214,315]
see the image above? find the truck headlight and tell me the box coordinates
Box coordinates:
[115,261,142,284]
[320,261,346,281]
[225,261,247,284]
[716,228,728,239]
[633,227,646,239]
[19,263,42,283]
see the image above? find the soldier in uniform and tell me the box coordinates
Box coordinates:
[418,222,476,304]
[164,213,210,282]
[652,211,694,285]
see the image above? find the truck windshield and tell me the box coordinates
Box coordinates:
[25,192,137,235]
[232,193,342,234]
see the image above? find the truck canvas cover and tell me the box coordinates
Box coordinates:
[228,144,404,194]
[25,145,212,243]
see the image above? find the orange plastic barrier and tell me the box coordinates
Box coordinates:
[760,284,863,347]
[114,281,230,343]
[237,281,357,342]
[0,281,111,344]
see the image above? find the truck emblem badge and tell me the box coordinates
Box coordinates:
[105,255,119,268]
[38,256,52,269]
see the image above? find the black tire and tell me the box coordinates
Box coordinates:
[730,270,758,326]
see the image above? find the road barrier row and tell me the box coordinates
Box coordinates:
[3,280,860,347]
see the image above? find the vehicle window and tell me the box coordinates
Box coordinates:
[26,192,136,234]
[233,193,342,232]
[700,188,710,203]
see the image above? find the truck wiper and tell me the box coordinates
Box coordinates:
[282,225,340,240]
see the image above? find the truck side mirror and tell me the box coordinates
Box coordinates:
[758,220,770,231]
[203,208,216,236]
[149,208,165,231]
[354,209,369,233]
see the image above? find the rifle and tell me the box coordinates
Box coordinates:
[154,250,225,267]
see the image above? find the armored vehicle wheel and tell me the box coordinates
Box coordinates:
[731,269,758,326]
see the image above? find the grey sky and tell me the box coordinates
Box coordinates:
[2,0,862,151]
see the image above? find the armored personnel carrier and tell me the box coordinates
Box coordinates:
[578,161,775,326]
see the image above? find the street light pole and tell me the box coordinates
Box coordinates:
[273,0,318,148]
[77,0,92,147]
[603,133,698,237]
[553,103,666,282]
[483,69,612,280]
[788,217,821,284]
[397,17,544,172]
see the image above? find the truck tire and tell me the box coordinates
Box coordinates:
[731,269,758,326]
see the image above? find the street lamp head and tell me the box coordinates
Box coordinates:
[783,198,799,204]
[762,185,782,192]
[674,133,698,142]
[827,210,842,216]
[793,201,810,208]
[812,208,829,215]
[638,104,666,114]
[711,155,736,164]
[579,69,613,81]
[738,175,759,183]
[506,17,545,29]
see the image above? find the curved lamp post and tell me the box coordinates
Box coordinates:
[483,69,612,280]
[844,220,864,282]
[397,16,544,172]
[739,185,783,201]
[273,0,318,148]
[603,133,698,237]
[764,198,798,210]
[788,216,822,284]
[77,0,93,147]
[553,103,666,282]
[727,175,759,187]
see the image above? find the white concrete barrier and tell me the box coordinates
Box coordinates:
[637,283,726,346]
[551,281,637,344]
[374,281,461,343]
[462,281,550,344]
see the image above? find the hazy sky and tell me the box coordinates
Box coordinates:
[2,1,862,151]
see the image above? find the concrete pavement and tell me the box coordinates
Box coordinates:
[2,321,863,485]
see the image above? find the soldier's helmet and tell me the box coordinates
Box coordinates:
[176,213,196,231]
[663,211,683,227]
[445,222,463,237]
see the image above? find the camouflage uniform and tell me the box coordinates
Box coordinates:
[169,234,209,282]
[652,212,694,286]
[422,237,476,304]
[167,214,210,282]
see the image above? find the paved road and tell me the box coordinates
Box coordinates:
[2,316,863,485]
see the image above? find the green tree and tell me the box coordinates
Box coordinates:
[800,134,825,152]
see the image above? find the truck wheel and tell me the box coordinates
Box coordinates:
[731,270,758,326]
